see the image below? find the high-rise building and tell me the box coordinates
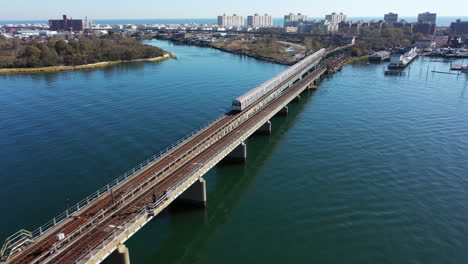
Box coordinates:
[418,12,437,24]
[325,12,347,24]
[384,12,398,26]
[415,12,437,35]
[284,13,308,27]
[49,15,84,32]
[217,14,244,27]
[450,19,468,35]
[247,14,273,27]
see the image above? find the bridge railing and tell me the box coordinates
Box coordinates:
[0,113,226,261]
[74,63,332,264]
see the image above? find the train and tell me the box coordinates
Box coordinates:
[231,48,327,111]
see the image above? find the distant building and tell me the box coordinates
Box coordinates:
[247,14,273,27]
[325,12,347,24]
[217,14,244,27]
[12,30,40,38]
[284,13,308,27]
[414,40,436,48]
[282,26,298,33]
[450,19,468,35]
[394,20,414,32]
[298,20,339,34]
[384,12,398,26]
[49,15,84,32]
[418,12,437,24]
[447,36,464,48]
[413,23,436,35]
[413,12,437,35]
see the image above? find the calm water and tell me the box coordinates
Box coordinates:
[1,40,468,263]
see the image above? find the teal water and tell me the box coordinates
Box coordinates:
[1,40,468,263]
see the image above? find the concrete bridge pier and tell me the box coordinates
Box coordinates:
[307,83,318,90]
[223,141,247,163]
[176,177,207,207]
[275,106,288,117]
[292,95,301,102]
[254,120,272,135]
[105,244,130,264]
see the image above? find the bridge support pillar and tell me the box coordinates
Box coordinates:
[105,244,130,264]
[292,95,301,102]
[176,177,207,207]
[307,83,318,90]
[224,141,247,163]
[254,120,271,135]
[275,106,288,117]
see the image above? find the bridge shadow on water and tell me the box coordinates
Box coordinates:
[123,88,322,264]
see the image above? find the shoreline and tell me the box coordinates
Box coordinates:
[210,45,295,65]
[0,54,173,74]
[158,37,296,65]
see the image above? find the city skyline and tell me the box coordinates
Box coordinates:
[1,0,467,20]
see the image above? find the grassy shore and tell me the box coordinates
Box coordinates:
[0,54,172,74]
[344,56,369,65]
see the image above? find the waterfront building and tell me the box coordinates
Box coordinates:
[450,19,468,35]
[49,15,84,32]
[284,13,308,27]
[247,14,273,27]
[418,12,437,24]
[325,12,347,24]
[384,12,398,26]
[217,14,244,27]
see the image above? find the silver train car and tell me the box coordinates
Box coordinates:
[232,48,326,111]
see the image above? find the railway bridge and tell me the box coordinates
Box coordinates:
[1,45,351,264]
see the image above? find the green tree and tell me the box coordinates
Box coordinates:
[313,27,323,35]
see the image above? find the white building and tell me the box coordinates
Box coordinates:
[384,12,398,26]
[12,30,40,38]
[299,20,339,34]
[418,12,437,24]
[284,13,308,26]
[247,14,273,27]
[217,14,244,27]
[39,30,58,37]
[325,12,347,24]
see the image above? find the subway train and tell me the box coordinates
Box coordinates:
[232,48,326,111]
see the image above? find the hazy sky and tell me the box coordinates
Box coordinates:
[0,0,466,20]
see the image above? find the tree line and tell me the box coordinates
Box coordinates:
[349,28,427,56]
[0,35,165,68]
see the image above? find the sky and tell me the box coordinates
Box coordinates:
[0,0,467,20]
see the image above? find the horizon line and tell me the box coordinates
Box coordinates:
[2,15,468,22]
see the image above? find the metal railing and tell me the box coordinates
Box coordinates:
[0,113,225,261]
[0,230,32,261]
